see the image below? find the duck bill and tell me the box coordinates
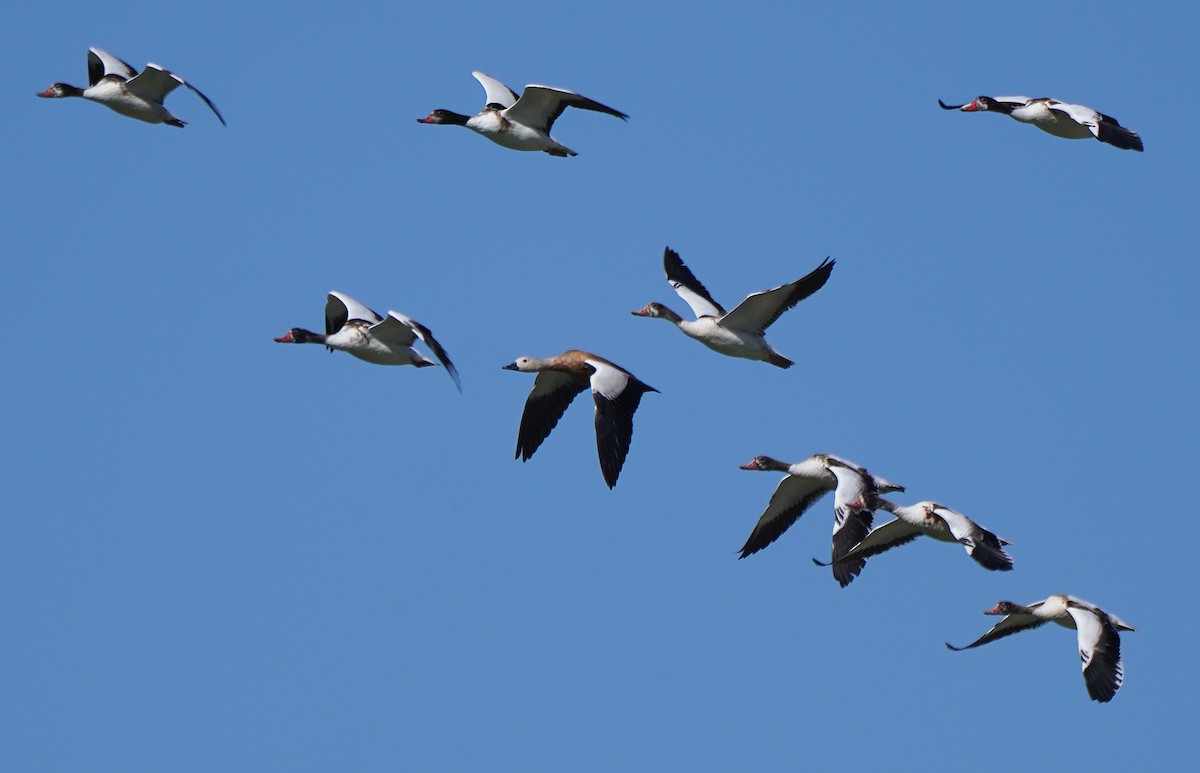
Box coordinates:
[960,99,981,112]
[273,331,297,343]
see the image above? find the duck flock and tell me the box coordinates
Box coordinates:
[38,47,1144,704]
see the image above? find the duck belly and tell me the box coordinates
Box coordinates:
[87,84,172,124]
[681,321,772,361]
[326,328,412,366]
[468,113,558,152]
[1012,104,1091,139]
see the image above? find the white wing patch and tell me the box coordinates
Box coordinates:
[1067,606,1105,670]
[327,291,382,326]
[88,47,137,80]
[472,71,519,109]
[1048,102,1101,136]
[672,280,724,319]
[933,506,975,542]
[829,464,870,516]
[585,359,629,400]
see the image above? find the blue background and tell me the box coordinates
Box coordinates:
[4,1,1195,770]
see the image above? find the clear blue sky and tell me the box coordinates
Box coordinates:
[4,1,1196,770]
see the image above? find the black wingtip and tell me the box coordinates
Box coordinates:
[442,362,463,393]
[811,557,832,567]
[1097,122,1144,152]
[945,642,965,652]
[737,540,760,560]
[938,99,962,110]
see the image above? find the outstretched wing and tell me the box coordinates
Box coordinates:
[664,247,725,319]
[1050,101,1141,151]
[506,84,628,133]
[721,258,835,335]
[384,311,462,392]
[587,359,656,489]
[738,475,829,558]
[827,464,876,587]
[945,611,1046,651]
[1067,606,1125,702]
[369,314,419,347]
[124,64,183,102]
[814,517,923,568]
[515,370,589,462]
[127,63,226,125]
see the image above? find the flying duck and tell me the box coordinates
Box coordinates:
[37,47,225,127]
[503,351,656,488]
[274,291,461,390]
[938,96,1141,151]
[632,248,834,368]
[737,454,903,586]
[946,595,1134,702]
[417,71,627,156]
[813,499,1013,580]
